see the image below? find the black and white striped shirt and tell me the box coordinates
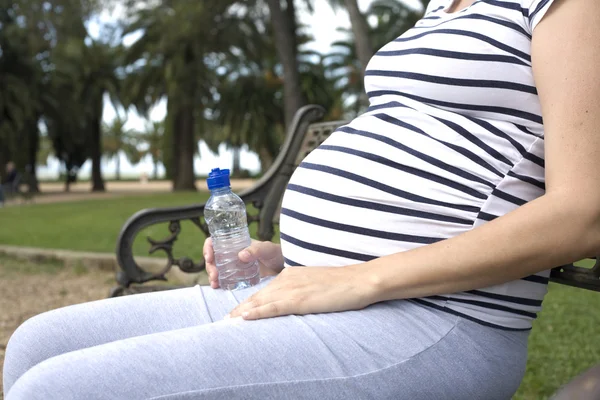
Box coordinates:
[280,0,556,330]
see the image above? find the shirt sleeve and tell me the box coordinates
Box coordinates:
[423,0,443,15]
[523,0,557,32]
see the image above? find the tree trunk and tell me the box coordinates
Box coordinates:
[90,110,105,192]
[344,0,374,77]
[115,154,121,181]
[232,147,241,176]
[65,171,70,192]
[27,124,40,193]
[266,0,306,129]
[258,147,274,173]
[153,159,159,180]
[172,104,196,191]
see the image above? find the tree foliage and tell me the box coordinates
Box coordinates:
[1,0,427,191]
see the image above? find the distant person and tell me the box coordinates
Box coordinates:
[0,162,19,207]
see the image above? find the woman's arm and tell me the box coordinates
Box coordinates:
[364,0,600,303]
[360,0,600,304]
[228,0,600,320]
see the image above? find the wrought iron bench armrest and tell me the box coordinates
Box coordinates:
[550,258,600,291]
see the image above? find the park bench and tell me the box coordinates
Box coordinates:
[112,104,600,296]
[111,104,600,398]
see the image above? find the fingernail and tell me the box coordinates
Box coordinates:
[242,312,249,318]
[241,249,251,259]
[224,314,230,320]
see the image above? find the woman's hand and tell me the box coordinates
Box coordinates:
[203,238,285,289]
[227,265,374,320]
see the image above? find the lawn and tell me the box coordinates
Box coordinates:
[0,192,275,261]
[513,283,600,399]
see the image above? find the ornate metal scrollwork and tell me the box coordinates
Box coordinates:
[143,217,210,283]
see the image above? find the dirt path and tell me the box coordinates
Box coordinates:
[0,256,115,398]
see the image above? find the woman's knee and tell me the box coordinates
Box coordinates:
[5,351,92,400]
[3,308,78,392]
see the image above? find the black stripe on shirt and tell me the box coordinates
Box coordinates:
[337,125,496,189]
[375,112,506,177]
[366,70,537,95]
[483,0,528,16]
[299,162,482,213]
[413,13,531,40]
[492,188,527,206]
[467,289,543,306]
[284,257,303,267]
[429,5,445,12]
[281,208,445,245]
[464,117,544,167]
[286,184,474,226]
[507,171,545,190]
[476,211,499,221]
[395,29,531,63]
[367,90,543,124]
[462,14,531,38]
[375,47,529,66]
[522,274,550,285]
[428,295,538,318]
[524,152,545,168]
[432,115,514,168]
[514,124,539,136]
[411,298,533,331]
[370,101,532,165]
[318,144,488,199]
[280,232,376,262]
[529,0,552,22]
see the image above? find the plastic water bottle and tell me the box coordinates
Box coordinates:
[204,168,260,290]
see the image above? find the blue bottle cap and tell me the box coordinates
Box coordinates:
[207,168,231,190]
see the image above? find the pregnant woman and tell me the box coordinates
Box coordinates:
[4,0,599,398]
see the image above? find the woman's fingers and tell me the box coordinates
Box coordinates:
[203,237,219,288]
[240,301,289,320]
[237,248,255,263]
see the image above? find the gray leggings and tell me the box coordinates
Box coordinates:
[3,277,529,399]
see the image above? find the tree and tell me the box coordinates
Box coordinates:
[340,0,374,77]
[138,121,164,180]
[123,0,243,191]
[264,0,306,129]
[102,116,141,180]
[52,37,122,191]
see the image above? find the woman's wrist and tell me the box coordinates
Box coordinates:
[345,263,385,307]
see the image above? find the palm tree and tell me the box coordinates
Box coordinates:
[51,37,122,191]
[102,116,141,180]
[325,0,374,77]
[263,0,306,129]
[139,121,164,180]
[123,0,242,191]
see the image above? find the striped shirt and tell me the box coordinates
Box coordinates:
[279,0,556,331]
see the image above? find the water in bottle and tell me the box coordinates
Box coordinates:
[204,168,260,290]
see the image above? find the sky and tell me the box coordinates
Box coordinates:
[37,0,391,179]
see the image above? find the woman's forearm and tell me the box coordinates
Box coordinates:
[359,192,600,304]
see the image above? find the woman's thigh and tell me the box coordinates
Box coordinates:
[5,299,528,400]
[3,279,271,394]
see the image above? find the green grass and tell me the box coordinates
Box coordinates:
[514,283,600,399]
[0,192,276,261]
